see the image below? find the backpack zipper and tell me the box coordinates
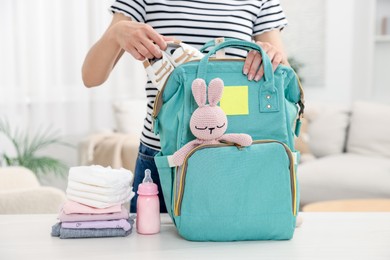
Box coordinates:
[173,140,297,217]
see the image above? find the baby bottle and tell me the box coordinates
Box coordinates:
[136,169,160,234]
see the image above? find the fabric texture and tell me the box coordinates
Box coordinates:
[0,187,66,214]
[0,167,40,190]
[51,217,135,239]
[67,180,130,196]
[68,165,133,188]
[253,0,289,35]
[58,207,129,222]
[112,99,147,135]
[154,39,301,241]
[66,191,134,209]
[91,134,139,172]
[62,200,122,214]
[172,78,252,166]
[347,101,390,158]
[109,0,288,151]
[78,132,114,166]
[160,142,297,241]
[66,165,134,208]
[61,218,131,231]
[156,39,300,157]
[66,186,133,203]
[305,102,350,158]
[0,167,66,214]
[79,133,140,173]
[298,153,390,205]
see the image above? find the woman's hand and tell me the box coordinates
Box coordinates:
[243,41,287,81]
[109,20,170,60]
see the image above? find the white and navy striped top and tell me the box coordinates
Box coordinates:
[110,0,288,151]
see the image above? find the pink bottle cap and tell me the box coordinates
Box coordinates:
[137,183,159,195]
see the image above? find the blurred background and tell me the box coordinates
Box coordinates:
[1,0,390,213]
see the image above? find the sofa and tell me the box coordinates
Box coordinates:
[80,99,390,207]
[0,166,66,214]
[78,132,139,173]
[78,99,146,172]
[297,101,390,205]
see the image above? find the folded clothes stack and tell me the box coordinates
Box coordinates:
[51,165,135,239]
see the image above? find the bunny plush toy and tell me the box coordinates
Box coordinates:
[172,78,252,166]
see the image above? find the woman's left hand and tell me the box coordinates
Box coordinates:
[243,41,286,81]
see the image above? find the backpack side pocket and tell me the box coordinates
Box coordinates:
[154,153,175,219]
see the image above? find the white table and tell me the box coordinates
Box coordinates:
[0,213,389,260]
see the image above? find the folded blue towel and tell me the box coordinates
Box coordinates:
[51,216,135,239]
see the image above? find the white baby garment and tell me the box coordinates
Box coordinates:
[67,180,130,195]
[67,191,135,209]
[66,186,133,203]
[68,165,133,188]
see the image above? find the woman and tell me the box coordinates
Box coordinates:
[82,0,289,213]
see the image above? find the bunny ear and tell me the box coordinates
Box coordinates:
[207,78,224,106]
[192,78,207,107]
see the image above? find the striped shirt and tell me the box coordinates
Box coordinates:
[110,0,288,150]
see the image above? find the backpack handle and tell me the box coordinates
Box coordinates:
[197,40,275,91]
[199,38,236,52]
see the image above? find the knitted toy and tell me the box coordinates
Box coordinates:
[172,78,252,166]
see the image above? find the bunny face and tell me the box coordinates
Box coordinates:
[190,78,228,141]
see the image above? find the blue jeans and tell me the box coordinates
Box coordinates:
[130,142,167,213]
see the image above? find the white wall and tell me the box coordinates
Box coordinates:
[280,0,326,89]
[0,1,147,177]
[282,0,390,105]
[351,0,374,102]
[281,0,356,104]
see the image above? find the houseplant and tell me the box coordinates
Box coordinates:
[0,118,70,178]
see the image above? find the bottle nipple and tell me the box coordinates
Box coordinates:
[142,169,153,183]
[138,169,158,195]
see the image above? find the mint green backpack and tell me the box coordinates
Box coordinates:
[153,39,304,241]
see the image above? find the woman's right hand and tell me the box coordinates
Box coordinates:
[82,13,175,87]
[109,20,169,61]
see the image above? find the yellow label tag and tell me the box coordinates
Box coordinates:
[220,86,249,115]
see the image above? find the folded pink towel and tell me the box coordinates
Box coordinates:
[62,200,122,215]
[58,207,129,222]
[61,218,131,231]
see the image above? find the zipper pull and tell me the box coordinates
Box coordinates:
[153,117,160,135]
[294,118,302,137]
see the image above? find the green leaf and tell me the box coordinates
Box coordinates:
[0,117,72,179]
[22,156,68,177]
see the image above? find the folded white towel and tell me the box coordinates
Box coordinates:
[67,180,130,196]
[66,186,133,203]
[66,191,135,209]
[68,165,133,188]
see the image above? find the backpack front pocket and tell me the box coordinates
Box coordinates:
[173,140,297,241]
